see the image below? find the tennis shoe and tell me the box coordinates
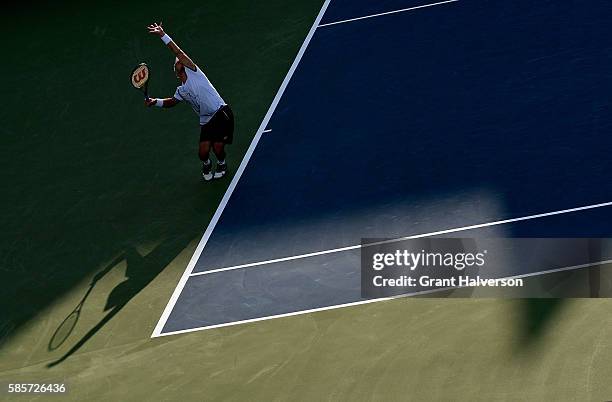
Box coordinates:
[202,162,213,181]
[214,162,227,179]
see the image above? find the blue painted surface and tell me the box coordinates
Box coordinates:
[162,0,612,333]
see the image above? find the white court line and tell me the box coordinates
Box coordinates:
[263,129,272,133]
[156,258,612,337]
[190,201,612,277]
[318,0,459,28]
[150,0,333,338]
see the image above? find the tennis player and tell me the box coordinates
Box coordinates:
[145,22,233,181]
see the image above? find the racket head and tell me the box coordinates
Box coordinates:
[48,310,80,351]
[130,63,150,96]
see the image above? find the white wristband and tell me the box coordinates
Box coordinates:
[161,34,172,45]
[155,99,164,107]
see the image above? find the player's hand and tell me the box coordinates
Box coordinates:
[145,98,157,107]
[147,22,165,37]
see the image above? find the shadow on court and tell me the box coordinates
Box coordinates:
[518,299,567,348]
[47,235,192,367]
[516,258,608,349]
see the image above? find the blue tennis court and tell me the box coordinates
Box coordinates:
[153,0,612,337]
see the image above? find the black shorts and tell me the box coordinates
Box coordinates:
[200,105,234,144]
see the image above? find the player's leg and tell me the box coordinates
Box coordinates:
[212,105,234,179]
[199,138,213,181]
[212,142,227,179]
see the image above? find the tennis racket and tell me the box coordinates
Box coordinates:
[131,63,151,100]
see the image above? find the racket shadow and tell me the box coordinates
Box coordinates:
[47,256,121,352]
[47,290,88,351]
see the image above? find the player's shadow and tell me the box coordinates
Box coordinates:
[47,235,190,367]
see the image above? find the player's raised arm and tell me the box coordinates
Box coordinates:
[147,22,197,71]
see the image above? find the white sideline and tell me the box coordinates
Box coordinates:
[318,0,459,28]
[189,201,612,277]
[155,258,612,337]
[150,0,333,338]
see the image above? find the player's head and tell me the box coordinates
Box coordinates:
[174,57,186,82]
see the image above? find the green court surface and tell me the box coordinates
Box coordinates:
[1,1,612,400]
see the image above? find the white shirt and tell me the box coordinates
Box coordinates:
[173,66,225,125]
